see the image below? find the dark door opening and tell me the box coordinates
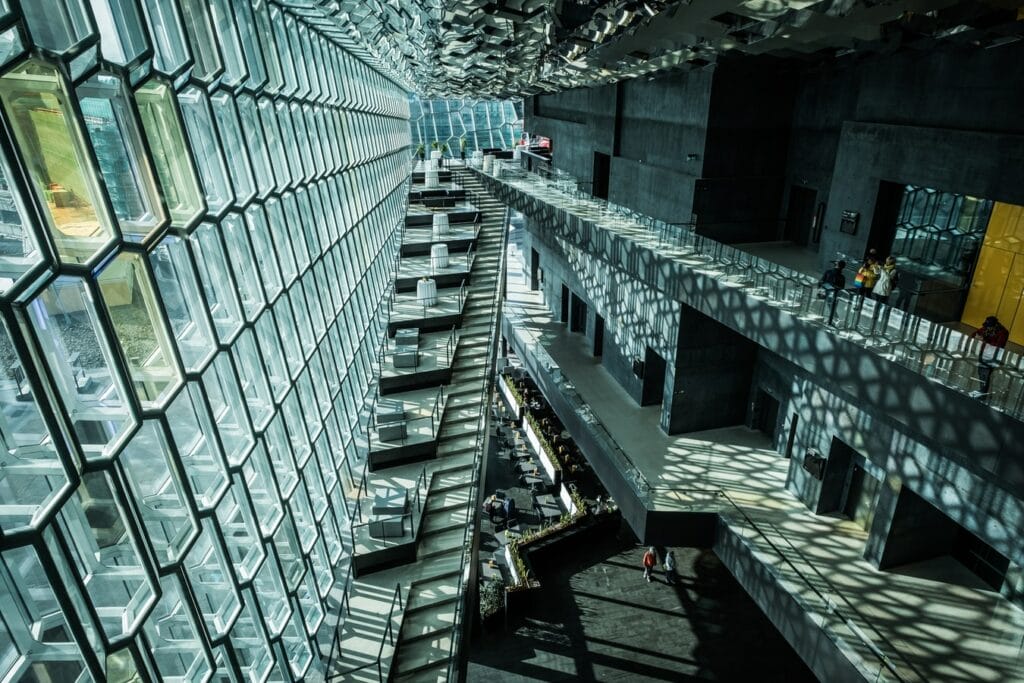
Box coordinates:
[593,314,605,357]
[592,152,611,200]
[560,284,569,324]
[952,527,1010,590]
[784,413,798,459]
[868,181,904,258]
[880,488,1010,593]
[751,389,780,440]
[641,346,666,407]
[784,186,816,246]
[569,293,587,334]
[841,463,881,532]
[530,248,540,291]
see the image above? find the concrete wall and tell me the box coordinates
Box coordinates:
[528,41,1024,273]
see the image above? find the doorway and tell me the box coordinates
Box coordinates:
[569,293,587,334]
[784,186,816,246]
[751,389,780,440]
[592,152,610,200]
[530,248,540,291]
[560,283,569,324]
[641,346,666,406]
[593,314,605,357]
[841,463,881,532]
[868,181,904,258]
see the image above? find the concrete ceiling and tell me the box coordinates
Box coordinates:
[306,0,1024,98]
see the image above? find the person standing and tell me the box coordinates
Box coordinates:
[872,257,900,306]
[818,260,847,326]
[853,256,880,297]
[642,546,657,582]
[971,316,1009,396]
[664,550,679,585]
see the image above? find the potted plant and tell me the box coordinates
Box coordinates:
[459,136,468,160]
[415,143,425,160]
[479,577,505,628]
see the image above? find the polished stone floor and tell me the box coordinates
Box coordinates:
[468,531,816,682]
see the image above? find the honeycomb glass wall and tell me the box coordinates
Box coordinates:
[0,1,411,681]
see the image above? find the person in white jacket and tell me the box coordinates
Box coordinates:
[664,550,679,585]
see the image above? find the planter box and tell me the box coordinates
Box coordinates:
[497,374,523,423]
[522,417,561,487]
[559,483,577,515]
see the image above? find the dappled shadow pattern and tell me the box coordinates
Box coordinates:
[468,529,815,682]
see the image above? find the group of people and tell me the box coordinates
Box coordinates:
[818,250,900,326]
[819,250,1012,397]
[483,494,517,525]
[641,546,680,585]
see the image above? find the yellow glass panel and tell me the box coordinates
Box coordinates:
[996,254,1024,326]
[982,202,1024,253]
[962,244,1012,329]
[0,59,116,263]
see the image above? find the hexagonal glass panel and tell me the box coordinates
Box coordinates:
[184,520,241,641]
[21,0,92,55]
[229,588,274,683]
[142,574,213,681]
[134,79,204,229]
[215,482,264,583]
[78,72,167,243]
[0,544,91,681]
[149,235,216,373]
[178,0,223,85]
[118,420,198,568]
[27,276,136,463]
[139,0,191,77]
[165,381,228,512]
[202,352,253,467]
[0,59,118,265]
[97,252,182,409]
[0,141,43,298]
[221,212,264,321]
[56,471,157,645]
[89,0,149,66]
[178,85,232,215]
[0,319,72,536]
[190,221,243,343]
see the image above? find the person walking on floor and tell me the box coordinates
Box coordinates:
[642,546,657,582]
[818,260,846,326]
[664,550,679,585]
[971,316,1009,396]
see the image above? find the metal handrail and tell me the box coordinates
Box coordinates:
[647,485,918,683]
[483,164,1024,419]
[327,582,404,682]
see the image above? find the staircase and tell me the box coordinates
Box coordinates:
[387,169,508,682]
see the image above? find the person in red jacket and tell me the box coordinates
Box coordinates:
[971,316,1009,396]
[642,546,657,582]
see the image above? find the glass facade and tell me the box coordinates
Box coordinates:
[410,96,523,156]
[0,2,410,682]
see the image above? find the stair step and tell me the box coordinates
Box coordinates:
[418,527,467,559]
[424,488,471,512]
[391,629,453,679]
[420,506,470,536]
[431,470,473,493]
[400,608,456,642]
[407,577,460,613]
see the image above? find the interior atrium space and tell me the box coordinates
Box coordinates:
[1,1,1023,682]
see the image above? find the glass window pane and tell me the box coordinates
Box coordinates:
[202,352,253,467]
[189,221,243,343]
[139,0,191,76]
[22,0,92,54]
[221,212,264,321]
[135,78,204,228]
[184,520,241,640]
[97,252,183,409]
[149,235,216,373]
[89,0,149,66]
[0,59,118,265]
[177,85,231,215]
[0,141,42,297]
[28,277,136,462]
[118,420,197,567]
[165,382,228,512]
[78,72,167,242]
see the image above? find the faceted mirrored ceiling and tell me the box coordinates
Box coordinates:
[0,1,410,681]
[329,0,1024,98]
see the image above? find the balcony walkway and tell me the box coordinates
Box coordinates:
[503,239,1024,683]
[479,167,1024,423]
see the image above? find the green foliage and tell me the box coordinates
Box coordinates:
[524,412,562,474]
[479,578,505,620]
